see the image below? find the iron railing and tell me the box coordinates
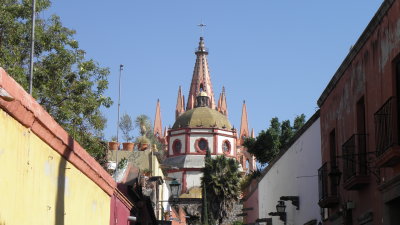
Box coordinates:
[374,97,398,156]
[318,162,339,201]
[342,134,368,182]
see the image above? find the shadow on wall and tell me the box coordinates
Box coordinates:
[54,136,73,225]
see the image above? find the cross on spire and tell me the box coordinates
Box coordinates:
[198,23,206,37]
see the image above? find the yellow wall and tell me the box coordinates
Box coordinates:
[150,150,166,220]
[0,109,111,225]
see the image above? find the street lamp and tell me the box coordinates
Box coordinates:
[170,179,181,199]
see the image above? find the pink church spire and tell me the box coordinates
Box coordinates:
[153,99,162,137]
[175,86,185,119]
[240,100,249,139]
[217,86,228,117]
[186,37,216,110]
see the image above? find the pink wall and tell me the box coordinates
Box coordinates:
[243,180,259,224]
[110,194,132,225]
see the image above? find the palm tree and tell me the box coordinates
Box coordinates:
[202,152,242,224]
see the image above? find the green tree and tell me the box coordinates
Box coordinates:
[244,114,306,164]
[202,153,242,224]
[0,0,112,160]
[293,113,306,132]
[119,113,134,142]
[280,120,293,148]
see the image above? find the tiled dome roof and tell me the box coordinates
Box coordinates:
[172,107,232,129]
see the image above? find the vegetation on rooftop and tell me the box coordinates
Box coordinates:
[244,114,306,164]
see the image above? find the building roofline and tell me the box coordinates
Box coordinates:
[0,67,116,196]
[257,110,320,183]
[317,0,395,107]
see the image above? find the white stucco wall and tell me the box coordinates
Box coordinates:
[186,171,203,190]
[258,118,321,225]
[216,130,233,136]
[162,182,170,210]
[191,129,212,133]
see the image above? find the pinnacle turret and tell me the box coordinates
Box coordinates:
[153,99,162,137]
[217,86,228,117]
[175,86,185,119]
[240,101,249,139]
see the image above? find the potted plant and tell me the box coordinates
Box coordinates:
[119,113,135,151]
[135,114,152,151]
[135,114,151,136]
[108,136,119,150]
[136,136,150,151]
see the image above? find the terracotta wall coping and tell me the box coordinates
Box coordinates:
[0,67,117,196]
[114,188,135,210]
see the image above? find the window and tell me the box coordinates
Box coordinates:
[222,140,231,155]
[329,129,338,195]
[198,139,207,150]
[195,138,208,153]
[172,139,182,154]
[329,129,337,167]
[356,97,367,175]
[356,97,366,134]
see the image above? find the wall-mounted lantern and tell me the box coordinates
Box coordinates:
[169,179,180,199]
[269,200,287,224]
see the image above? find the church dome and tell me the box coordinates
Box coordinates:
[172,107,232,129]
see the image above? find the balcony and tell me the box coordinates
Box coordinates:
[318,162,340,208]
[342,134,370,190]
[374,97,400,167]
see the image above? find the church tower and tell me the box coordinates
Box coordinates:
[186,37,216,110]
[158,37,255,198]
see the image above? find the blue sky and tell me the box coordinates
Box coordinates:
[44,0,383,140]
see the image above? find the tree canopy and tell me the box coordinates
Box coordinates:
[244,114,306,164]
[0,0,112,161]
